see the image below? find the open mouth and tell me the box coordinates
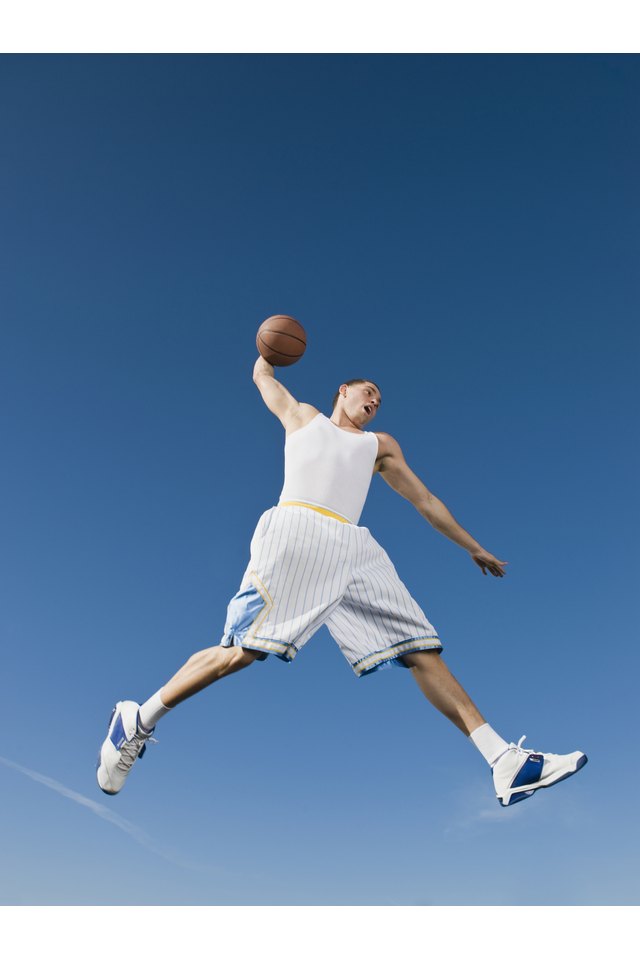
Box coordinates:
[364,404,373,416]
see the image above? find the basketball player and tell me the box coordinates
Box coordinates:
[97,356,587,807]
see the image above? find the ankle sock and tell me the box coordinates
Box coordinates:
[138,690,171,731]
[469,723,509,767]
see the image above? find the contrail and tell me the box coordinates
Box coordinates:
[0,754,200,870]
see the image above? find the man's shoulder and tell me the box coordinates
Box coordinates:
[374,431,400,449]
[298,403,321,424]
[373,431,403,464]
[299,403,321,417]
[285,404,321,434]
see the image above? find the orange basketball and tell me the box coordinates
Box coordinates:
[256,315,306,366]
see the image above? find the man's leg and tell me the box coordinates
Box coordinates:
[403,650,513,765]
[402,649,486,736]
[139,643,261,727]
[97,644,260,795]
[160,644,261,707]
[402,649,587,807]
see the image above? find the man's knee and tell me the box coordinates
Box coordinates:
[401,649,442,670]
[238,645,264,665]
[225,644,262,672]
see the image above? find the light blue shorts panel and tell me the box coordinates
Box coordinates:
[220,579,272,661]
[220,505,441,676]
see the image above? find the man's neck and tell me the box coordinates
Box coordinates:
[330,410,364,433]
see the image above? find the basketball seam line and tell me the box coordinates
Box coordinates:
[258,329,306,346]
[257,334,306,357]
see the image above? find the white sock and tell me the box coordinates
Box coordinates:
[469,723,510,767]
[138,690,171,732]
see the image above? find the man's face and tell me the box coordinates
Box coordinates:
[339,381,382,426]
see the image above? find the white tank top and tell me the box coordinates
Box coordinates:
[278,413,379,524]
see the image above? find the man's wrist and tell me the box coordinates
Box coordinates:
[253,356,275,379]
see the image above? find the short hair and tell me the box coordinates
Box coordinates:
[332,379,382,410]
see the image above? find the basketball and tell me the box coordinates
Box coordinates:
[256,315,306,366]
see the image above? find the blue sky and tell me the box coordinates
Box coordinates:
[0,54,638,906]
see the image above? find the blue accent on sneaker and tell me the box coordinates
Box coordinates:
[106,706,116,730]
[511,754,544,790]
[110,712,126,750]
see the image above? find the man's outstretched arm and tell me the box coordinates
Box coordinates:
[252,356,317,432]
[376,432,507,577]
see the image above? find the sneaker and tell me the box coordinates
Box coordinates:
[493,735,588,807]
[96,700,155,795]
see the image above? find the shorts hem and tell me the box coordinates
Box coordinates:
[353,636,442,678]
[220,632,299,663]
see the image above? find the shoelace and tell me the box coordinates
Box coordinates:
[116,731,158,773]
[495,735,531,768]
[510,735,545,760]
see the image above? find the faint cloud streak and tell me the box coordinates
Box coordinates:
[443,776,532,836]
[0,754,200,870]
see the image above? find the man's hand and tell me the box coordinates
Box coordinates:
[470,549,508,577]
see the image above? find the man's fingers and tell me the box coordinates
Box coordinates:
[474,555,510,577]
[477,558,508,577]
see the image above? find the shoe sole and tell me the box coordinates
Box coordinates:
[96,704,123,796]
[97,755,120,795]
[98,782,118,796]
[499,753,588,807]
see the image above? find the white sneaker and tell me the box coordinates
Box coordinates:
[96,701,155,795]
[493,736,587,807]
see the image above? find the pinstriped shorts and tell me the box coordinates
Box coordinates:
[220,504,442,677]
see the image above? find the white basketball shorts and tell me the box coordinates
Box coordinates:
[220,503,442,677]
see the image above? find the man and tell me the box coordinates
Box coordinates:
[97,355,587,807]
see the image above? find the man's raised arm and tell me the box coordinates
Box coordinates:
[376,433,508,577]
[253,356,317,433]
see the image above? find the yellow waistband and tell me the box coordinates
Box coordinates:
[279,501,351,523]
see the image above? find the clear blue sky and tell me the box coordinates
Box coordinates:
[1,54,638,906]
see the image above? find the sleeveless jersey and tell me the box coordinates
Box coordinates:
[278,413,379,525]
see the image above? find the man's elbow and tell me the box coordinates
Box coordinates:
[415,495,437,521]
